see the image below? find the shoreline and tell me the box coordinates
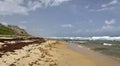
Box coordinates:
[0,38,120,66]
[67,42,120,66]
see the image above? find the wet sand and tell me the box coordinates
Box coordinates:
[67,42,120,66]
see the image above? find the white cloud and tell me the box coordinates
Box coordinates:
[105,19,116,25]
[0,0,70,15]
[50,0,70,6]
[27,1,42,11]
[61,24,73,28]
[90,0,118,12]
[90,6,115,12]
[101,0,118,8]
[0,0,28,15]
[95,19,116,32]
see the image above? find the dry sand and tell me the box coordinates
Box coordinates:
[0,39,120,66]
[53,41,107,66]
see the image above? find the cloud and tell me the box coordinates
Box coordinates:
[50,0,70,6]
[0,0,28,15]
[90,0,118,12]
[0,0,70,16]
[101,0,118,8]
[105,19,116,25]
[90,7,115,12]
[61,24,74,28]
[95,19,116,32]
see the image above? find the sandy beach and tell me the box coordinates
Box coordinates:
[52,41,120,66]
[0,39,120,66]
[67,42,120,66]
[0,0,120,65]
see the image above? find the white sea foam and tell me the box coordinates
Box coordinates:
[48,36,120,41]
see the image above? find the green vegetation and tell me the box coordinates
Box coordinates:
[0,24,30,36]
[0,24,15,35]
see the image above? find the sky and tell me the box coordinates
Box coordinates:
[0,0,120,37]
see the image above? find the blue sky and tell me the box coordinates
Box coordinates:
[0,0,120,37]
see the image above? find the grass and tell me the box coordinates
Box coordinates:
[0,24,30,37]
[0,25,15,35]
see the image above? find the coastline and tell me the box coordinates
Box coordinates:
[67,42,120,66]
[0,38,120,66]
